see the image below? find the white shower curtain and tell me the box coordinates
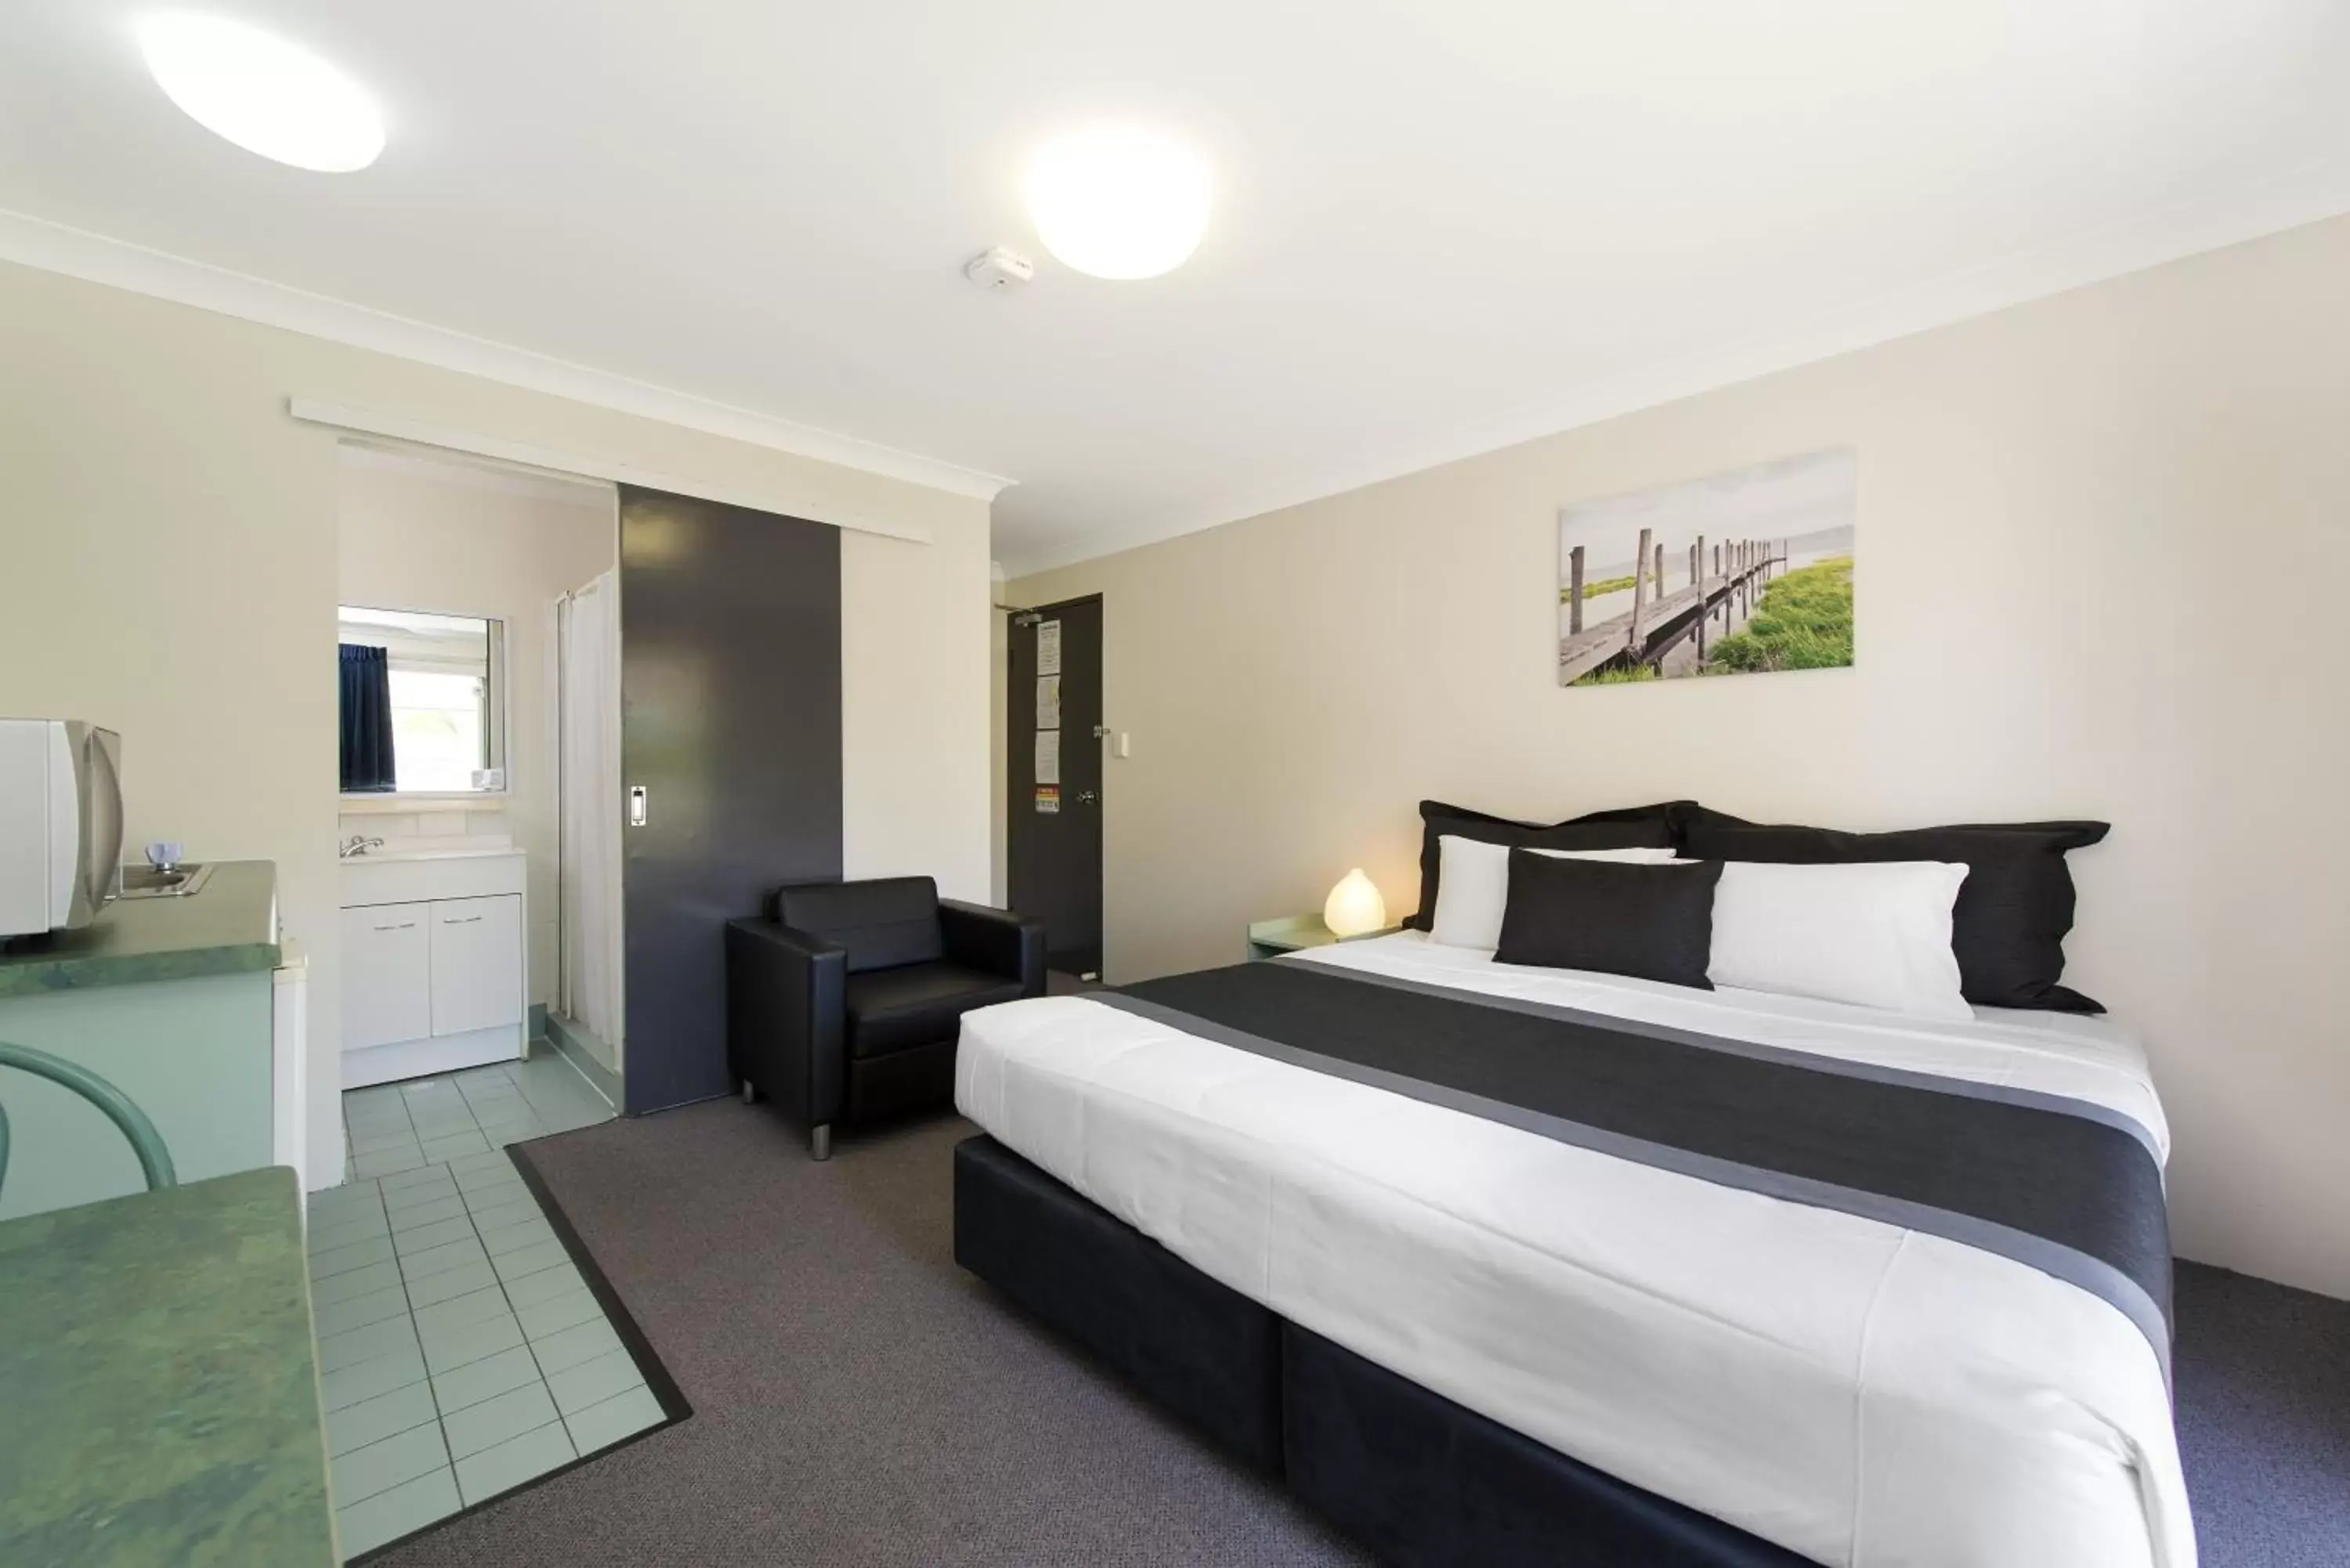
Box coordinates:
[558,571,625,1057]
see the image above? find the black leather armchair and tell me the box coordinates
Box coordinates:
[726,876,1047,1158]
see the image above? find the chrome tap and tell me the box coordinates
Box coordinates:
[340,835,385,859]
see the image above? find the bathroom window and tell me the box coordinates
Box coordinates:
[339,605,507,796]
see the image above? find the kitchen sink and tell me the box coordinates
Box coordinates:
[118,862,215,899]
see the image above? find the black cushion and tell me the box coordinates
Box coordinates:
[1494,851,1722,989]
[1678,813,2109,1013]
[776,876,943,974]
[1406,800,1685,931]
[844,960,1026,1059]
[848,1040,961,1123]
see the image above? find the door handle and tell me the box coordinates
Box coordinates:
[629,786,648,826]
[443,916,483,925]
[1076,789,1099,804]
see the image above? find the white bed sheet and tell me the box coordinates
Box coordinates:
[955,934,2193,1568]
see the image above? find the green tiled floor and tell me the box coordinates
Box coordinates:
[315,1065,666,1559]
[342,1051,617,1183]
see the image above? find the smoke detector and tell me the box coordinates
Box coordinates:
[964,247,1036,291]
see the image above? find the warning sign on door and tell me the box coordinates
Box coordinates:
[1033,786,1061,815]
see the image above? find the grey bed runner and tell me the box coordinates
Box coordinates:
[1098,958,2173,1375]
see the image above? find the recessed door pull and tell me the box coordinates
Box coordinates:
[629,785,649,826]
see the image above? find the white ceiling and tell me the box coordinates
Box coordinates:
[4,2,2348,574]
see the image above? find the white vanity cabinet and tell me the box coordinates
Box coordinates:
[342,905,431,1049]
[428,896,525,1035]
[341,851,528,1088]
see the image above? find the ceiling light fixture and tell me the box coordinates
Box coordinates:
[1025,127,1211,281]
[138,13,385,172]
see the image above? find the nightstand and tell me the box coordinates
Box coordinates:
[1246,915,1401,963]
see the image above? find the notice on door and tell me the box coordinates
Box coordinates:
[1033,729,1060,786]
[1035,674,1061,730]
[1033,786,1061,814]
[1037,620,1062,676]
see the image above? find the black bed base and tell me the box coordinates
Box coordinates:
[954,1136,1808,1568]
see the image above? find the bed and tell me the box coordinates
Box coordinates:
[952,930,2191,1568]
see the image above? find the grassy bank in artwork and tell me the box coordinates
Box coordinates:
[1560,573,1640,602]
[1705,555,1853,673]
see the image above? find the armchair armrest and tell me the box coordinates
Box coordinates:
[725,918,849,1126]
[939,899,1049,998]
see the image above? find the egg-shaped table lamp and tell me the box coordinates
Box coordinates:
[1322,869,1387,938]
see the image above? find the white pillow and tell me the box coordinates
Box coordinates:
[1707,860,1972,1020]
[1429,833,1682,951]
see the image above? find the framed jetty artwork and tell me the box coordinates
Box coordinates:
[1557,447,1856,686]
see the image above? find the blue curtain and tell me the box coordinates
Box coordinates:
[339,645,396,793]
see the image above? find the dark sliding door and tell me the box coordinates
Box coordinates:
[619,485,841,1115]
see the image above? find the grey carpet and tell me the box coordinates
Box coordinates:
[376,1101,2350,1568]
[375,1104,1369,1566]
[2173,1261,2350,1563]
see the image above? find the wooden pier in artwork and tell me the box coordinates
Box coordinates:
[1560,526,1786,684]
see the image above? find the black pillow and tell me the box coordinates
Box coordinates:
[1406,800,1687,930]
[1678,815,2110,1013]
[1494,851,1723,989]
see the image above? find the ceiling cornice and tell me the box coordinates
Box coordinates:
[0,207,1015,504]
[1005,155,2350,578]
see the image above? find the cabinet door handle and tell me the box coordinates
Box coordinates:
[443,916,483,924]
[372,922,416,931]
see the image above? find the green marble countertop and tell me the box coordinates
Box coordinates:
[0,1166,336,1566]
[0,862,279,998]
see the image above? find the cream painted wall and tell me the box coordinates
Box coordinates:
[338,450,619,1015]
[0,258,994,1190]
[842,524,994,904]
[1012,213,2350,1298]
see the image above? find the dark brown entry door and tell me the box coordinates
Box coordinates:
[1007,596,1103,977]
[619,485,842,1115]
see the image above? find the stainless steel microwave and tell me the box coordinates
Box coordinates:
[0,719,124,938]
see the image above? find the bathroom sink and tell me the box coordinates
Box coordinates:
[342,844,524,908]
[118,862,215,898]
[348,846,518,862]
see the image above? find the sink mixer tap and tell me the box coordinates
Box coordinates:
[340,836,385,859]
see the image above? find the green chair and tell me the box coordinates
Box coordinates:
[0,1039,178,1201]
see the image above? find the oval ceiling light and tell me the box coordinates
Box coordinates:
[1025,127,1211,280]
[138,13,385,172]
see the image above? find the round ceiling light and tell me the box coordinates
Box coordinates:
[138,13,385,172]
[1025,127,1211,280]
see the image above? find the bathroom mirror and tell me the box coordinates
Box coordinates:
[338,606,507,795]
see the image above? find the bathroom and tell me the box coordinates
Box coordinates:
[335,442,623,1172]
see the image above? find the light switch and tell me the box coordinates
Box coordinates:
[1115,732,1132,758]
